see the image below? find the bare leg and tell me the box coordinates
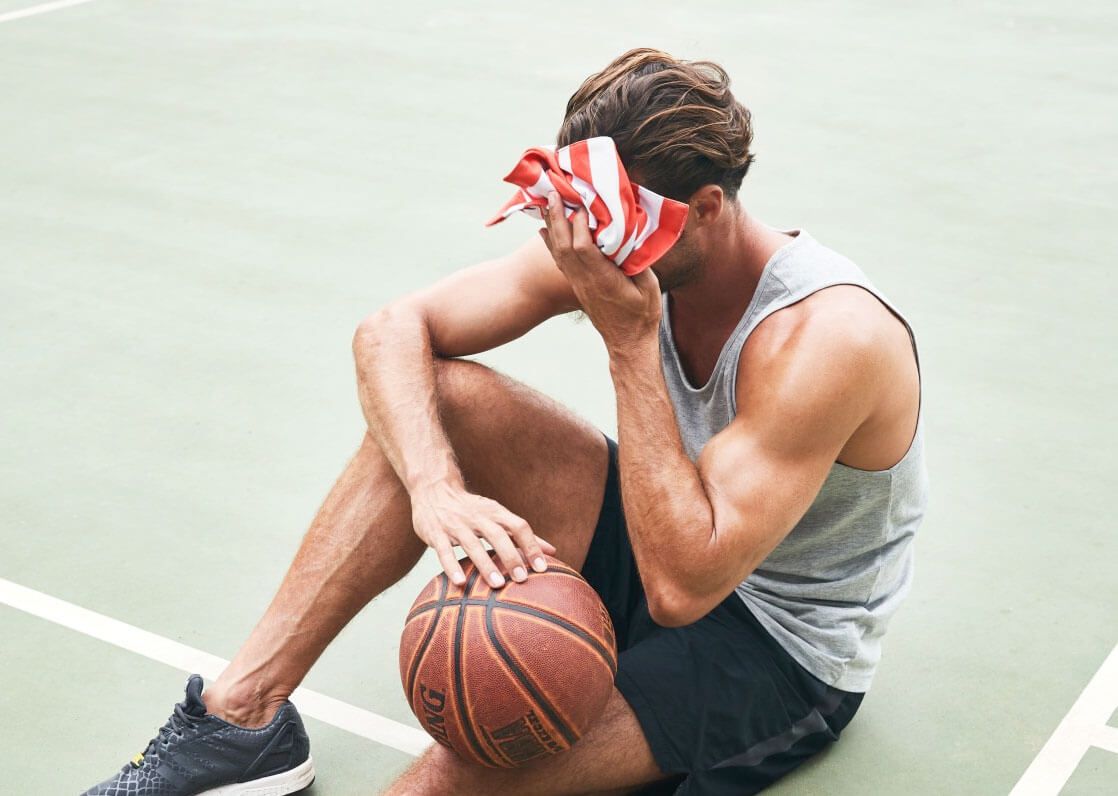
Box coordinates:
[384,689,670,796]
[205,359,609,726]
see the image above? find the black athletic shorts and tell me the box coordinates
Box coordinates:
[579,436,865,795]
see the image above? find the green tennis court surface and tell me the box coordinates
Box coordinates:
[2,1,1115,793]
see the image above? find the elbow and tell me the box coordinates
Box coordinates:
[645,582,706,628]
[352,307,389,359]
[644,525,738,628]
[352,310,381,360]
[352,302,421,361]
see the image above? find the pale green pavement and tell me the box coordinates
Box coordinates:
[1,1,1116,793]
[0,607,417,792]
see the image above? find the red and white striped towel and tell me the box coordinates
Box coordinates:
[485,136,690,276]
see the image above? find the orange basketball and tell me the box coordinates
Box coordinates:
[399,554,617,767]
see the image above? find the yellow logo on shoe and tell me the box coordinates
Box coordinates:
[131,753,144,767]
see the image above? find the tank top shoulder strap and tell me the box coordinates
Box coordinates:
[712,230,922,412]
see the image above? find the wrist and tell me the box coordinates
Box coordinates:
[608,336,660,373]
[407,465,466,501]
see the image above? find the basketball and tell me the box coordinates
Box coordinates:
[399,554,618,767]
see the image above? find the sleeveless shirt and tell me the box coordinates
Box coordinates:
[658,229,929,693]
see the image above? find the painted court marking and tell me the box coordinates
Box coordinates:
[0,576,432,757]
[1011,642,1118,795]
[0,0,95,25]
[5,572,1117,789]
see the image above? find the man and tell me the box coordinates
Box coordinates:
[83,47,928,795]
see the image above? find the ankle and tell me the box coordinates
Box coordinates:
[204,678,290,729]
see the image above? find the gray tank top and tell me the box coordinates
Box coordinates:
[659,229,929,693]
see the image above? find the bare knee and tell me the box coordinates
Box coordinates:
[390,354,605,568]
[433,357,506,423]
[433,358,549,455]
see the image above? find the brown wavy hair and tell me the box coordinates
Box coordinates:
[558,48,756,203]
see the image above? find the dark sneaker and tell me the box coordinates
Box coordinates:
[81,674,314,796]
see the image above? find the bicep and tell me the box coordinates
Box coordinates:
[696,322,875,585]
[407,235,579,357]
[697,415,840,582]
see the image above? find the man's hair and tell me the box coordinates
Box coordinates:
[557,48,756,203]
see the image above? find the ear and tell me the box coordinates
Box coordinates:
[688,184,726,226]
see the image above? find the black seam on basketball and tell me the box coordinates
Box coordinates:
[493,603,617,675]
[453,570,498,767]
[408,567,584,620]
[484,591,579,748]
[496,609,619,682]
[528,567,618,649]
[411,597,616,673]
[405,601,439,622]
[411,565,585,621]
[405,574,449,702]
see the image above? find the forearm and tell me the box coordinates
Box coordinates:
[609,342,717,605]
[352,303,463,495]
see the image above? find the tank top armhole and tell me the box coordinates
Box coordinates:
[725,276,848,417]
[727,280,924,474]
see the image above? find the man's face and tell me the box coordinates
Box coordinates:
[626,169,707,291]
[649,226,704,292]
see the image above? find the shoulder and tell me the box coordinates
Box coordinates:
[736,285,888,425]
[743,286,886,374]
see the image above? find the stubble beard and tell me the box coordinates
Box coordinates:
[654,251,704,293]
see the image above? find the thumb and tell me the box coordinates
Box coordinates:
[631,266,661,297]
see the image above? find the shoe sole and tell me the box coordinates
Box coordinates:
[196,756,316,795]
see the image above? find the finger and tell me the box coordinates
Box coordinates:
[570,210,621,290]
[570,208,596,260]
[546,191,573,251]
[477,520,529,582]
[540,193,555,238]
[632,266,660,296]
[536,536,558,557]
[497,510,547,573]
[431,535,466,586]
[455,531,506,589]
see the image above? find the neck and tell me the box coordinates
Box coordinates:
[668,205,792,318]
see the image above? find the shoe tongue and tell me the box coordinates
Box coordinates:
[183,674,208,717]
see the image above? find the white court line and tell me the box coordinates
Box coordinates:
[0,576,432,757]
[0,0,96,25]
[1011,642,1118,795]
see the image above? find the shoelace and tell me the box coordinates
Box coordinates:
[130,702,200,768]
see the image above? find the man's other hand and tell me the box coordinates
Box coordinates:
[409,483,556,588]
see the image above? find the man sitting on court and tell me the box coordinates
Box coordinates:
[82,47,929,796]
